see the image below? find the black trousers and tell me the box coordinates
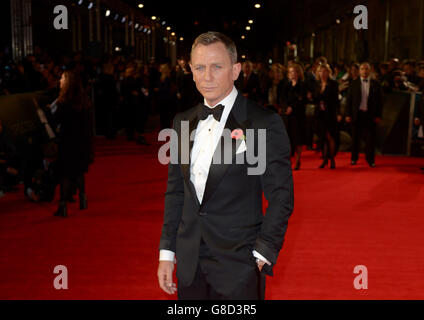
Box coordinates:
[351,111,377,164]
[178,240,266,300]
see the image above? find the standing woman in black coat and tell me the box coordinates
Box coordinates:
[313,63,340,169]
[54,69,92,217]
[281,63,307,170]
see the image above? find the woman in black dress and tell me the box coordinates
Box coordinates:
[54,69,92,217]
[281,63,307,170]
[313,63,340,169]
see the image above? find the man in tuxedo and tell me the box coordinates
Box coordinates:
[157,32,294,300]
[346,62,383,167]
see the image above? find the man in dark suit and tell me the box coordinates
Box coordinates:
[235,60,261,102]
[157,32,294,300]
[346,62,383,167]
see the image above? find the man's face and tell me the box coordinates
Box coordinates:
[360,64,370,78]
[190,42,241,107]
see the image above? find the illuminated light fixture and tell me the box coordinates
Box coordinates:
[88,2,93,9]
[179,37,184,41]
[241,55,246,59]
[138,3,144,8]
[246,26,251,31]
[268,58,273,64]
[105,9,111,17]
[135,23,139,29]
[115,47,121,52]
[147,29,151,34]
[171,32,175,36]
[121,17,126,23]
[248,19,253,24]
[162,21,166,26]
[151,16,157,20]
[166,26,171,31]
[254,3,261,8]
[241,35,245,39]
[78,0,83,5]
[336,19,341,24]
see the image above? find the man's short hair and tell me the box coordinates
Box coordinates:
[191,31,238,64]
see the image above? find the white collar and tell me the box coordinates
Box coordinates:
[203,86,238,124]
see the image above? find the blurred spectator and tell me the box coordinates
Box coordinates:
[235,60,260,102]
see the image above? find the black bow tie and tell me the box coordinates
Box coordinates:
[199,104,224,122]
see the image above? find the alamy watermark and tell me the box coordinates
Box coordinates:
[157,121,267,176]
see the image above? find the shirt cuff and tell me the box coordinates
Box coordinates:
[159,249,176,263]
[252,250,271,265]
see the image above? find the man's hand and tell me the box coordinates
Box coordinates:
[256,259,266,272]
[157,261,177,295]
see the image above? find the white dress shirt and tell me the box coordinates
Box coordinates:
[160,86,270,266]
[359,77,370,111]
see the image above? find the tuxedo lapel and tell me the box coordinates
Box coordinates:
[201,93,251,207]
[180,103,202,206]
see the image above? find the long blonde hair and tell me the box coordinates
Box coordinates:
[315,63,333,82]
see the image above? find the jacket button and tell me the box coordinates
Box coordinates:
[199,212,207,216]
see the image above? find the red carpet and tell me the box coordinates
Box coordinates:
[1,133,424,300]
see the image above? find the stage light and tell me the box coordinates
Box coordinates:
[105,10,111,17]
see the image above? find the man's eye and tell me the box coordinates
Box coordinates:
[215,65,222,69]
[195,67,204,71]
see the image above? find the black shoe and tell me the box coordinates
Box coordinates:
[351,160,357,165]
[79,193,87,210]
[54,204,68,217]
[136,136,150,145]
[319,159,328,169]
[330,158,336,169]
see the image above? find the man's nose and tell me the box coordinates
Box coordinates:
[204,67,213,81]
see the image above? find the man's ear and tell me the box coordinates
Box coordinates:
[233,62,242,81]
[189,63,195,82]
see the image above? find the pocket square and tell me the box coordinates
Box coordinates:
[236,140,247,154]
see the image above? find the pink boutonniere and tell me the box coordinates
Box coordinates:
[231,128,245,141]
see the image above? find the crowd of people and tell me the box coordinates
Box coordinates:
[1,46,424,204]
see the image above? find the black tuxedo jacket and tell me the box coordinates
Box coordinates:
[159,92,294,296]
[346,78,383,123]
